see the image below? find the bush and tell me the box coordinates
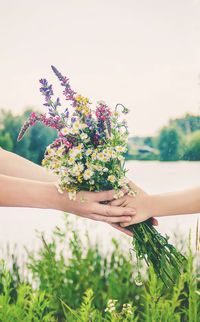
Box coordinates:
[184,130,200,161]
[157,126,185,161]
[0,216,200,321]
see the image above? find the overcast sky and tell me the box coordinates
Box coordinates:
[0,0,200,136]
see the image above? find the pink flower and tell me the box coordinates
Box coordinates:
[31,112,36,119]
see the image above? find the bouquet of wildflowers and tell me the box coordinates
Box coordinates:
[18,66,185,285]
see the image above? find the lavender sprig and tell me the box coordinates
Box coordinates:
[51,65,77,107]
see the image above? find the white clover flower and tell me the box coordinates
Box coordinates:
[60,127,69,136]
[68,191,76,200]
[83,169,94,180]
[108,175,116,183]
[114,190,124,199]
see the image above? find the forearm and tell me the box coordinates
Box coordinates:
[149,187,200,217]
[0,148,57,182]
[0,174,65,210]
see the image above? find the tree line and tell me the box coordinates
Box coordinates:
[0,108,199,163]
[127,113,200,161]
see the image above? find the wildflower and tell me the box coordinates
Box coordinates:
[73,121,81,130]
[55,183,64,194]
[60,127,69,136]
[83,169,94,180]
[42,159,47,166]
[86,148,93,156]
[91,152,96,160]
[95,165,103,171]
[128,189,136,197]
[70,128,78,135]
[116,146,126,153]
[68,156,75,165]
[80,133,88,140]
[118,155,125,162]
[68,191,76,200]
[108,175,116,183]
[103,156,109,162]
[97,152,104,161]
[118,177,128,187]
[113,111,119,118]
[114,190,124,199]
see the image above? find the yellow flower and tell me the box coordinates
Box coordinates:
[42,159,47,166]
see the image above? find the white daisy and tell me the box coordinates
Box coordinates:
[108,175,116,183]
[60,127,69,136]
[68,191,76,200]
[83,169,94,180]
[97,152,104,161]
[114,190,124,199]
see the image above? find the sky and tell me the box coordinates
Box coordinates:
[0,0,200,136]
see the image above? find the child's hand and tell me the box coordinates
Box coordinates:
[109,181,158,227]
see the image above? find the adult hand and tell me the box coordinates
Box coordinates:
[53,186,136,235]
[109,181,158,227]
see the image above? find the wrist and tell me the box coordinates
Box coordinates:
[45,182,68,212]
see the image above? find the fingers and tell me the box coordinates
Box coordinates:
[152,217,158,226]
[109,223,133,237]
[120,217,159,227]
[91,214,133,223]
[90,189,116,202]
[128,180,141,192]
[94,203,136,217]
[109,196,127,207]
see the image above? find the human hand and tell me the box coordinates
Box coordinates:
[54,186,136,235]
[109,181,158,228]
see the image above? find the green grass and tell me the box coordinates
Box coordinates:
[0,215,199,321]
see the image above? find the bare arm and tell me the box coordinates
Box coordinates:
[0,174,135,235]
[0,148,57,182]
[110,181,200,227]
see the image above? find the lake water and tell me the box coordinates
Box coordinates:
[0,161,200,263]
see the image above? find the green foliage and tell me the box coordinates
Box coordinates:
[0,108,57,165]
[170,113,200,134]
[184,130,200,161]
[0,131,13,151]
[0,218,200,321]
[157,125,185,161]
